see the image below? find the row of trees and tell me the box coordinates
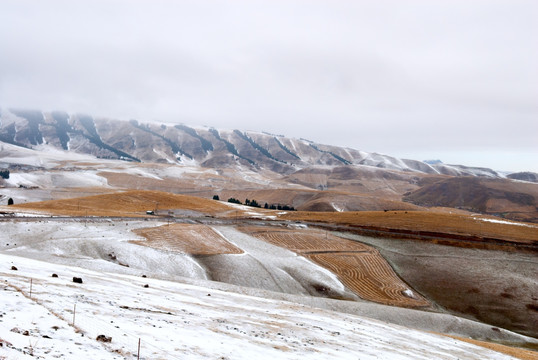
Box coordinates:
[212,195,295,211]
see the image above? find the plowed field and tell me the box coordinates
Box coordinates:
[306,252,430,307]
[245,227,370,253]
[133,223,243,255]
[243,226,430,308]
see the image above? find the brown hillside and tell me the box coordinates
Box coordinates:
[12,190,236,217]
[210,188,421,212]
[277,210,538,245]
[403,177,538,223]
[242,225,430,308]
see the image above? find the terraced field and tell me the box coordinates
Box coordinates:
[243,226,430,308]
[133,223,243,255]
[306,252,430,307]
[245,226,370,253]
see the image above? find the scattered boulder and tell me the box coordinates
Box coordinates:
[10,266,17,271]
[143,284,149,288]
[0,337,13,347]
[96,334,112,343]
[72,277,83,284]
[51,273,58,278]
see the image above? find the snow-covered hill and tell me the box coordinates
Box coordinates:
[1,253,524,360]
[1,214,536,359]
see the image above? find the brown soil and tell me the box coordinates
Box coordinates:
[133,224,243,255]
[242,226,430,308]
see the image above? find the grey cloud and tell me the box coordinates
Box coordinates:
[0,0,537,171]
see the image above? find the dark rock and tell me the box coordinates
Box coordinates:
[51,273,58,278]
[96,334,112,342]
[72,277,83,284]
[10,266,17,271]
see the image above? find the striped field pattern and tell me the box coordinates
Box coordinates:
[243,225,430,308]
[133,223,243,255]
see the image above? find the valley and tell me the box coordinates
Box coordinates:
[1,108,537,359]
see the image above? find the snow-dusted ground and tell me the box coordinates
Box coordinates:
[1,253,520,360]
[1,216,535,358]
[472,215,538,228]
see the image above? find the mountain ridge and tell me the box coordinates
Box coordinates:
[1,108,537,223]
[0,107,517,177]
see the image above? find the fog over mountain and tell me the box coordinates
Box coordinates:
[2,108,537,223]
[1,1,537,172]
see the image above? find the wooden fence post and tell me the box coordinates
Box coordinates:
[73,303,76,326]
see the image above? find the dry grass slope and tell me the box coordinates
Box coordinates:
[306,252,430,307]
[243,226,430,308]
[440,334,538,360]
[133,223,243,255]
[12,190,235,217]
[278,210,538,245]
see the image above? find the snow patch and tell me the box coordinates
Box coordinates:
[0,252,519,360]
[472,216,537,228]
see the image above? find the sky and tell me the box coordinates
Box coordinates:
[0,0,537,172]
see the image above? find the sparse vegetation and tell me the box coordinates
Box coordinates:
[309,144,352,165]
[0,169,9,179]
[51,111,72,150]
[234,130,285,164]
[175,124,214,153]
[0,123,28,147]
[10,109,44,146]
[209,128,255,165]
[132,122,192,160]
[274,137,301,160]
[78,114,140,162]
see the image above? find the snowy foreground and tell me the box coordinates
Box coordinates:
[0,253,520,360]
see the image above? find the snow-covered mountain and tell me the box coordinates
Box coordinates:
[0,108,503,177]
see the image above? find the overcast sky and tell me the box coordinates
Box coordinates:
[1,0,537,172]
